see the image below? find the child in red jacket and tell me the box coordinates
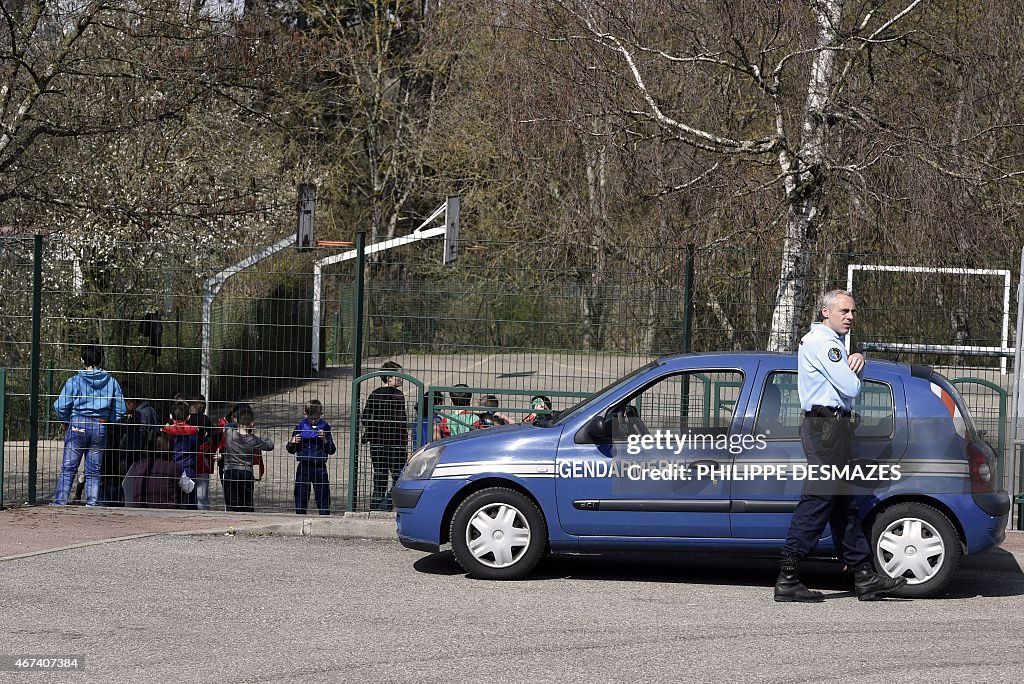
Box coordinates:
[162,400,199,509]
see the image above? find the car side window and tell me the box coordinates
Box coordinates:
[611,370,743,441]
[752,373,895,440]
[754,373,801,440]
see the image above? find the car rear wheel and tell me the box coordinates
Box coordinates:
[870,502,961,598]
[450,487,547,580]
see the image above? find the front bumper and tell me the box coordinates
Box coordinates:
[397,534,441,553]
[393,479,468,551]
[391,486,423,509]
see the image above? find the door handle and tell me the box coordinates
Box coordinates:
[688,459,725,471]
[686,459,728,483]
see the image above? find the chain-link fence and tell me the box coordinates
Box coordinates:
[0,232,1019,515]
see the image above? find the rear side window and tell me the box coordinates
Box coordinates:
[926,371,978,441]
[854,381,896,438]
[754,373,801,440]
[754,372,895,439]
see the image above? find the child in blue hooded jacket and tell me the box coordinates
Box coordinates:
[287,399,336,515]
[52,344,127,506]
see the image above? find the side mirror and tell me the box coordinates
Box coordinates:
[588,415,611,442]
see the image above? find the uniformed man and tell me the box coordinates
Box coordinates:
[774,290,907,602]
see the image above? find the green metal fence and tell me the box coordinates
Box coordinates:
[1,367,6,510]
[0,232,1020,518]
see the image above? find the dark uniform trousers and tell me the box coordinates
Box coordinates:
[780,415,872,568]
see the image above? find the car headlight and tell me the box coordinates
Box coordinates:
[400,445,444,481]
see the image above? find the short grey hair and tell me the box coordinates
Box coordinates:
[818,289,855,320]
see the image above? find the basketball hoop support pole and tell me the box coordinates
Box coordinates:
[201,234,297,403]
[311,200,449,373]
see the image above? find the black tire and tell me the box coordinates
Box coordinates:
[449,487,547,580]
[870,502,961,598]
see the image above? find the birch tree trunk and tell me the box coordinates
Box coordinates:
[582,141,610,351]
[766,0,844,351]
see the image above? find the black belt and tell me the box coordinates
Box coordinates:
[805,405,851,418]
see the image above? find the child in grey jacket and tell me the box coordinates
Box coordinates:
[221,403,273,512]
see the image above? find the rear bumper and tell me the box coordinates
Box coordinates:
[962,490,1010,554]
[966,513,1007,554]
[973,489,1010,517]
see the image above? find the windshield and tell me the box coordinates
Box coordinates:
[551,360,661,426]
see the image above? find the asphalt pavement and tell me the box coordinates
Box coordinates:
[1,508,1023,683]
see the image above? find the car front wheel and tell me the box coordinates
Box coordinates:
[870,502,961,598]
[450,487,547,580]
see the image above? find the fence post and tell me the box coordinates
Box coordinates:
[1018,444,1024,530]
[681,243,695,419]
[348,377,360,513]
[333,302,342,365]
[1,367,6,509]
[682,242,695,353]
[28,234,43,505]
[353,231,366,381]
[45,359,53,440]
[347,233,367,512]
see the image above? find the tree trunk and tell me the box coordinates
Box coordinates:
[582,139,609,351]
[768,198,818,351]
[767,0,843,351]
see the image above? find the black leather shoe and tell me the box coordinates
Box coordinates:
[774,559,825,603]
[853,568,907,600]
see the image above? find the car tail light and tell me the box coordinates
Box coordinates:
[967,442,995,494]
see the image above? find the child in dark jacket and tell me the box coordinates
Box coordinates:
[222,403,273,512]
[120,396,160,463]
[287,399,336,516]
[162,399,199,509]
[123,432,191,509]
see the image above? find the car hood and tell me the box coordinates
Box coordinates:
[436,422,564,465]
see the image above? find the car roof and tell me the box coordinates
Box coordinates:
[655,351,914,377]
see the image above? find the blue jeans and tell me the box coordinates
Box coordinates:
[195,474,211,510]
[53,418,107,506]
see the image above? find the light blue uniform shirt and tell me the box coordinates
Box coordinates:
[797,322,862,412]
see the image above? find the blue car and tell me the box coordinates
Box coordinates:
[393,353,1010,597]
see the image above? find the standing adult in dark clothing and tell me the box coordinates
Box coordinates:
[361,361,409,511]
[775,290,906,602]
